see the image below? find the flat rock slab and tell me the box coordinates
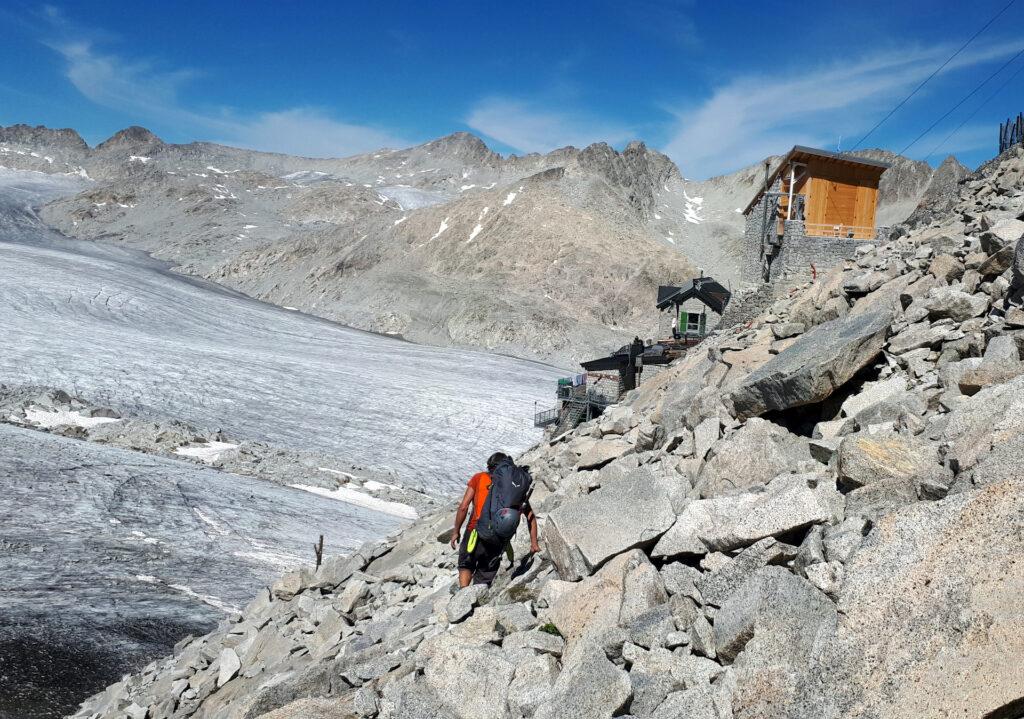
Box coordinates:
[653,473,842,557]
[546,550,666,648]
[545,468,679,580]
[837,430,947,492]
[729,310,892,420]
[696,418,812,498]
[576,439,632,470]
[789,478,1024,718]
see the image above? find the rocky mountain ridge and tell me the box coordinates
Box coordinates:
[1,124,696,367]
[2,123,971,367]
[67,144,1024,718]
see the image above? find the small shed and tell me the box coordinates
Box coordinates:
[743,146,889,240]
[656,277,731,340]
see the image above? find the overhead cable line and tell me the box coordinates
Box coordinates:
[850,0,1017,151]
[900,44,1024,155]
[925,55,1024,160]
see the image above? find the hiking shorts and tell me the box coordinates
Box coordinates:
[458,531,504,585]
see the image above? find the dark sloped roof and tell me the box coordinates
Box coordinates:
[656,277,731,315]
[742,145,891,215]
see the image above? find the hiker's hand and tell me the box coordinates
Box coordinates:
[530,540,541,554]
[449,530,459,549]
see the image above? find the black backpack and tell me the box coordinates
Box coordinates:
[475,459,533,542]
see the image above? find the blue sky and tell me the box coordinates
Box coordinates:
[2,1,1024,178]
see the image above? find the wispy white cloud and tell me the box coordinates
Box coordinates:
[664,39,1024,179]
[41,11,409,157]
[222,109,408,157]
[466,96,635,154]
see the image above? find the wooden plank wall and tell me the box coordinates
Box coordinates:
[802,158,880,229]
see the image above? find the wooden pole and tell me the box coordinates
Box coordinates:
[313,534,324,569]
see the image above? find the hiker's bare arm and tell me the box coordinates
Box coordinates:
[451,485,475,548]
[525,502,541,554]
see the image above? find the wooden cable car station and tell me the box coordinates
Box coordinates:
[742,146,890,284]
[534,277,730,434]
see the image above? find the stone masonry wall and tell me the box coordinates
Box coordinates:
[768,220,863,286]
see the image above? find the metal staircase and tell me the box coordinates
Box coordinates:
[553,399,588,436]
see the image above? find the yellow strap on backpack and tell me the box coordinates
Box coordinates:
[467,529,478,553]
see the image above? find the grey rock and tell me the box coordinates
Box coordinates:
[627,648,686,716]
[808,437,840,463]
[354,685,380,717]
[272,572,304,601]
[547,550,667,648]
[792,477,1024,717]
[659,563,703,602]
[845,477,920,519]
[822,517,869,564]
[216,647,240,687]
[544,468,678,580]
[843,270,889,296]
[692,416,720,460]
[576,439,631,470]
[492,603,536,634]
[713,566,835,664]
[688,615,716,659]
[1011,234,1024,303]
[664,427,695,456]
[888,320,951,354]
[804,560,844,600]
[927,253,965,283]
[502,629,564,656]
[957,335,1024,394]
[653,473,841,557]
[534,640,632,719]
[445,585,487,624]
[924,287,989,321]
[421,637,514,719]
[651,687,723,719]
[634,419,663,452]
[379,678,455,719]
[669,594,702,631]
[793,524,827,574]
[697,537,797,607]
[730,310,892,419]
[626,604,676,649]
[507,653,558,717]
[836,430,947,491]
[978,243,1014,278]
[979,217,1024,251]
[338,578,369,615]
[664,631,689,649]
[598,405,635,436]
[1004,306,1024,327]
[771,322,805,339]
[696,418,813,498]
[971,432,1024,488]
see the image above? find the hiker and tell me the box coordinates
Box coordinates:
[450,452,540,587]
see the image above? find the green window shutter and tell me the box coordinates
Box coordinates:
[699,314,707,335]
[679,310,688,332]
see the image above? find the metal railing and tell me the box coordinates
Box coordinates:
[533,407,560,427]
[801,223,881,240]
[556,384,617,406]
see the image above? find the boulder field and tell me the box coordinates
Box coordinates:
[71,147,1024,719]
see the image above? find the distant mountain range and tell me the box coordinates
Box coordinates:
[0,124,970,365]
